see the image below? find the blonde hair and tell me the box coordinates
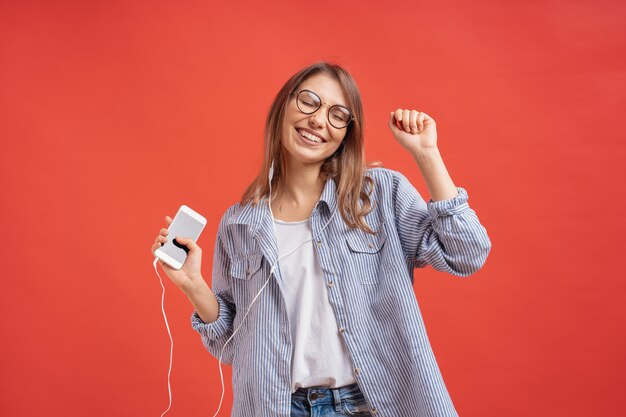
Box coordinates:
[240,62,378,234]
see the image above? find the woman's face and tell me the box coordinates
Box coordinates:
[280,72,350,169]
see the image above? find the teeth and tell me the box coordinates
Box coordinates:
[299,129,322,143]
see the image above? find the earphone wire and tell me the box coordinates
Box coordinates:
[153,257,174,417]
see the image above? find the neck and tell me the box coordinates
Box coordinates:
[274,159,325,214]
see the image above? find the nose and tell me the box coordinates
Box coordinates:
[309,109,326,128]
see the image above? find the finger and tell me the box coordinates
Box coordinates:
[160,228,169,236]
[394,109,404,130]
[165,216,172,225]
[421,112,434,128]
[175,236,201,253]
[417,112,425,131]
[401,110,411,132]
[389,111,399,131]
[409,110,419,133]
[151,242,162,254]
[151,242,162,256]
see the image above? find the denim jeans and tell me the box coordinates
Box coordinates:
[290,382,373,416]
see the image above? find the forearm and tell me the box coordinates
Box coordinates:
[412,147,458,202]
[185,280,219,324]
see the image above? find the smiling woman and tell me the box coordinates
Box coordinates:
[277,73,351,199]
[151,61,492,417]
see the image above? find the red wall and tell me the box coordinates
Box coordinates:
[1,1,624,416]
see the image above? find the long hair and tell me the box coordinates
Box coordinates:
[240,62,377,234]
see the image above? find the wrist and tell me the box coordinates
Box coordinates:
[411,146,441,163]
[183,277,209,299]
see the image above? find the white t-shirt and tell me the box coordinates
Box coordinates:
[273,218,356,393]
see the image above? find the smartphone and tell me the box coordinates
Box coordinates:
[154,205,207,270]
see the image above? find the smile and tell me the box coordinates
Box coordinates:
[296,128,326,144]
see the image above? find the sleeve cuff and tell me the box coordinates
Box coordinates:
[427,187,470,218]
[190,294,233,341]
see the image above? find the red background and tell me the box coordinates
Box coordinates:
[1,1,624,416]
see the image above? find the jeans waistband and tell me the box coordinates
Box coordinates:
[291,382,363,406]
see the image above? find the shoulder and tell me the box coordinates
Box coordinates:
[362,167,426,215]
[364,166,415,193]
[213,202,237,227]
[214,201,260,254]
[223,201,244,221]
[217,199,266,234]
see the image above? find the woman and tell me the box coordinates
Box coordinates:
[151,62,491,417]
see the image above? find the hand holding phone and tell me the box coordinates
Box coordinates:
[152,205,207,295]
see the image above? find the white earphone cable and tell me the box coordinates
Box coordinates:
[153,257,174,417]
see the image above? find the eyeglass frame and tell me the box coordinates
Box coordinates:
[292,89,354,129]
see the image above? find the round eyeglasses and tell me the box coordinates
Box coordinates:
[295,89,353,129]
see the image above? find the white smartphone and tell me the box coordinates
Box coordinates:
[154,205,207,270]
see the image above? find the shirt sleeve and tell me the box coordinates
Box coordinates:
[189,213,237,364]
[391,169,492,277]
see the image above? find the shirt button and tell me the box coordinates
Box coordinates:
[316,240,322,247]
[355,367,361,374]
[328,281,334,288]
[371,407,378,414]
[367,242,373,248]
[339,327,345,333]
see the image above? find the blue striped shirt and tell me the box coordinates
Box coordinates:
[191,167,492,417]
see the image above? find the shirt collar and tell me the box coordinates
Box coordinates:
[228,177,338,230]
[317,176,338,216]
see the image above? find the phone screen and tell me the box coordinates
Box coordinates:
[161,210,205,265]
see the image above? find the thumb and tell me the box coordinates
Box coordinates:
[388,111,400,131]
[175,236,199,252]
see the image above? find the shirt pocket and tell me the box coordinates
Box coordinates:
[345,230,387,284]
[229,253,264,280]
[229,253,265,313]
